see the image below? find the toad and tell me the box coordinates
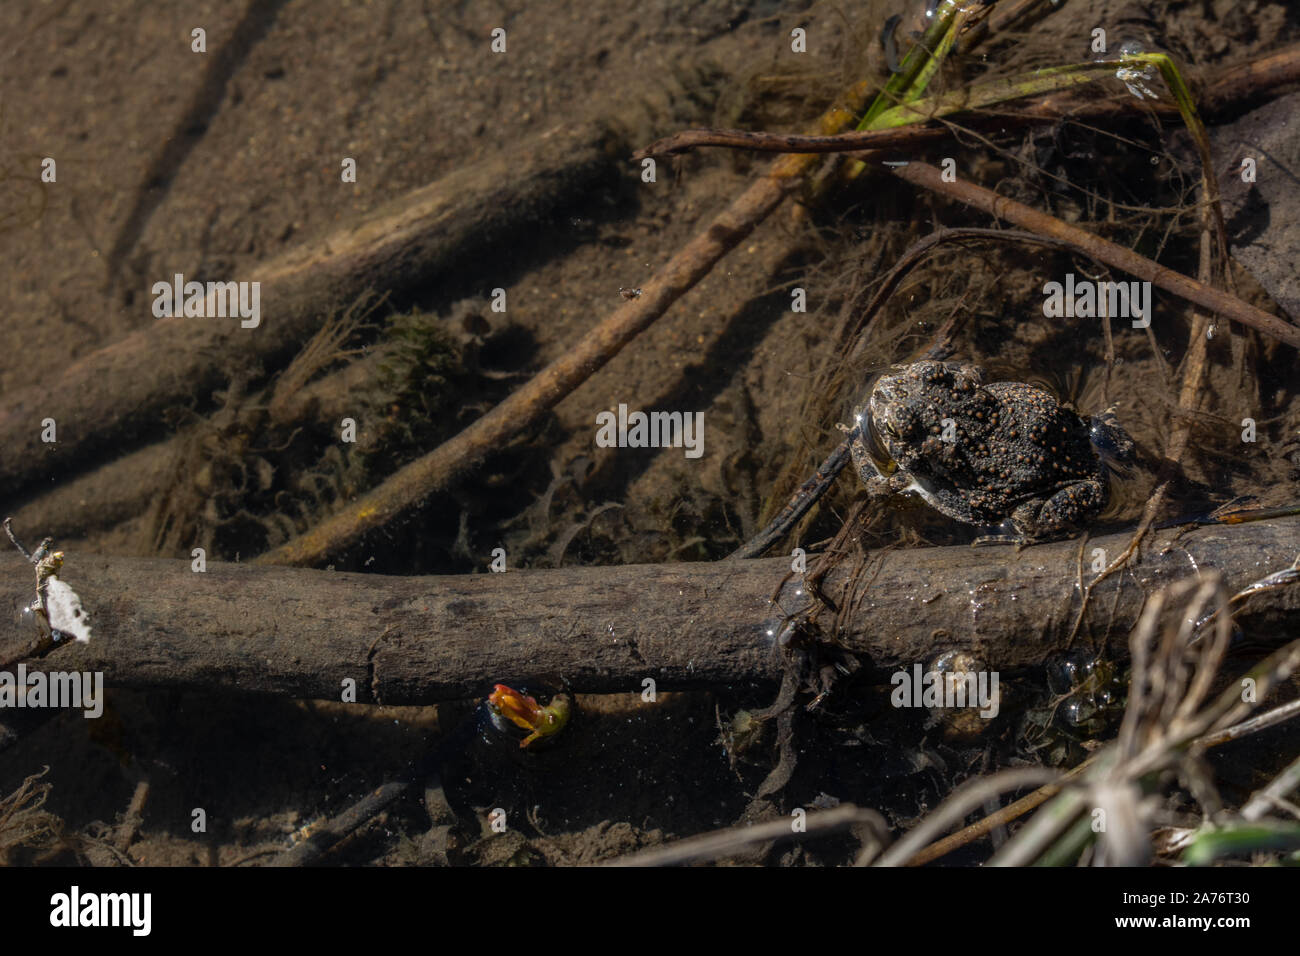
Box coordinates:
[850,360,1131,541]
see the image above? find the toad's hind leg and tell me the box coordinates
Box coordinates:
[1010,480,1108,538]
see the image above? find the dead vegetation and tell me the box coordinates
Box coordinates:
[3,0,1300,868]
[0,768,61,865]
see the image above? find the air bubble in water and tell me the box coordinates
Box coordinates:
[1114,39,1159,100]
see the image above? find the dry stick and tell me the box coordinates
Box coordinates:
[874,767,1062,867]
[1202,42,1300,112]
[728,438,853,560]
[887,161,1300,348]
[1241,750,1300,824]
[268,711,476,867]
[8,440,176,541]
[1197,697,1300,748]
[270,780,411,867]
[6,518,1300,704]
[637,124,950,158]
[905,779,1070,866]
[965,0,1065,48]
[603,803,887,867]
[113,778,150,856]
[0,119,624,501]
[256,93,883,567]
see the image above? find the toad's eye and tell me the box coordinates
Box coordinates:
[884,421,900,438]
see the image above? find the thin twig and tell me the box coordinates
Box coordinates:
[257,87,889,566]
[257,180,799,565]
[1242,752,1300,823]
[1196,697,1300,748]
[874,767,1061,866]
[637,124,949,159]
[888,161,1300,348]
[603,804,887,867]
[268,714,476,866]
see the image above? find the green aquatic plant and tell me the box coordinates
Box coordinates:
[361,308,470,475]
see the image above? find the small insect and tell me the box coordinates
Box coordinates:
[486,683,570,748]
[4,517,92,644]
[618,287,642,300]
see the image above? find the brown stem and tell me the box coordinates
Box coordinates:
[636,124,947,159]
[255,173,799,566]
[256,82,887,567]
[889,161,1300,349]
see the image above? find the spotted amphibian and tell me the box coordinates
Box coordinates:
[850,361,1132,542]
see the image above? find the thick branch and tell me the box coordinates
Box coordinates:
[2,519,1297,704]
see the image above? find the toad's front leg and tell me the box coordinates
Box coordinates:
[849,440,914,502]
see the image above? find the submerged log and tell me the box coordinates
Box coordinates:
[1,518,1297,704]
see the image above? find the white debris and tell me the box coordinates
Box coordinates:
[1116,62,1160,101]
[44,577,92,643]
